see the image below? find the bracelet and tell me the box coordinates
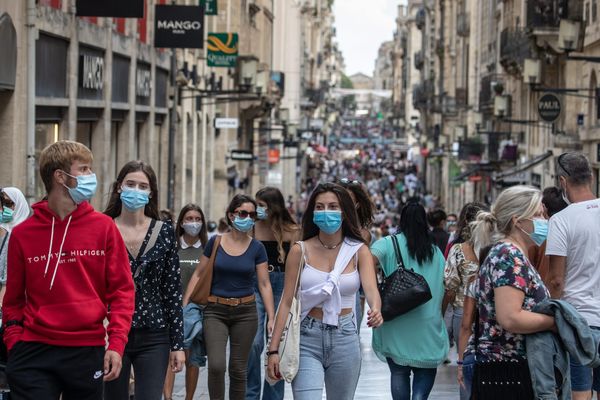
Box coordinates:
[266,350,279,357]
[456,360,463,365]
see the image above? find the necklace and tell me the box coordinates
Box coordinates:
[318,235,343,250]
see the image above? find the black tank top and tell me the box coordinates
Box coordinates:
[261,241,291,272]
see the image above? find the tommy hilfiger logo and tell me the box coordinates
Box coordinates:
[27,249,106,264]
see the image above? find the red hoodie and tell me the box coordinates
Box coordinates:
[3,201,135,355]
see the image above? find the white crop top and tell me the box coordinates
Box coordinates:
[300,258,361,310]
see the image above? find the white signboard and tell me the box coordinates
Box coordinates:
[215,118,239,129]
[267,170,282,185]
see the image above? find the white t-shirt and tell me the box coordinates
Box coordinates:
[546,199,600,326]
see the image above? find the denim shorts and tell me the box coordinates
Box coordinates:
[571,326,600,392]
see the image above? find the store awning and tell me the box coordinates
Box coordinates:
[494,150,553,180]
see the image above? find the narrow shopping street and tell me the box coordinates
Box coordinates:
[172,316,460,399]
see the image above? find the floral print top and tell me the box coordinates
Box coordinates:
[129,219,184,351]
[473,242,549,360]
[444,243,479,308]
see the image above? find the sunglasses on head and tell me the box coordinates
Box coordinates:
[233,210,257,220]
[557,153,571,177]
[339,178,360,186]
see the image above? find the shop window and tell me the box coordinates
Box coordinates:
[136,123,142,160]
[76,122,93,150]
[34,122,61,200]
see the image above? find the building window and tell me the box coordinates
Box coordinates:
[35,122,61,199]
[587,2,591,26]
[76,122,93,150]
[594,0,598,22]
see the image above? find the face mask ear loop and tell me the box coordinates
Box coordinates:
[43,217,56,277]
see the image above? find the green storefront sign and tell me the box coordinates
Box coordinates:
[207,33,238,68]
[200,0,217,15]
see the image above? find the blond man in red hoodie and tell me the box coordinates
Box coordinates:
[3,140,135,400]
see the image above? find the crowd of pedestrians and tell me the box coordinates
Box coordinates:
[2,139,600,400]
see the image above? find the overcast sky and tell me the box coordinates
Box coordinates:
[333,0,404,77]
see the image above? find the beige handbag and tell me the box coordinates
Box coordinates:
[267,241,305,384]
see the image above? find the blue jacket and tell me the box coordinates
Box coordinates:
[527,300,600,400]
[183,303,206,367]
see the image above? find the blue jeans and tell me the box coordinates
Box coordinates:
[571,326,600,392]
[386,358,437,400]
[292,314,361,400]
[461,354,475,400]
[246,272,285,400]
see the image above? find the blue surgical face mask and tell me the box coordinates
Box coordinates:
[521,218,548,247]
[120,188,150,212]
[1,206,13,223]
[313,210,343,235]
[257,206,268,220]
[233,216,255,232]
[62,171,97,204]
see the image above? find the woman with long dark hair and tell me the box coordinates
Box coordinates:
[371,201,449,400]
[163,204,209,400]
[338,178,375,330]
[104,161,185,400]
[338,178,375,243]
[183,194,274,400]
[267,183,383,399]
[246,187,300,400]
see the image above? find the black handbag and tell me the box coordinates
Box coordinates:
[377,234,432,321]
[470,309,534,400]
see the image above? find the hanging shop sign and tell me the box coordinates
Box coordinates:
[230,150,254,161]
[155,5,205,49]
[200,0,218,16]
[215,117,239,129]
[79,54,104,90]
[268,149,280,164]
[207,33,238,67]
[538,93,562,123]
[76,0,144,17]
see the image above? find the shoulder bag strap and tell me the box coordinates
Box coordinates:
[208,235,222,269]
[141,220,163,258]
[292,241,306,298]
[0,233,8,256]
[391,234,405,270]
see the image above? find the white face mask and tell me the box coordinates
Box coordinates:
[182,222,203,237]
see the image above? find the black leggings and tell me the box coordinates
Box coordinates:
[103,328,170,400]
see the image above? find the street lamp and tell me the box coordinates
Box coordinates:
[238,56,258,91]
[523,59,541,85]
